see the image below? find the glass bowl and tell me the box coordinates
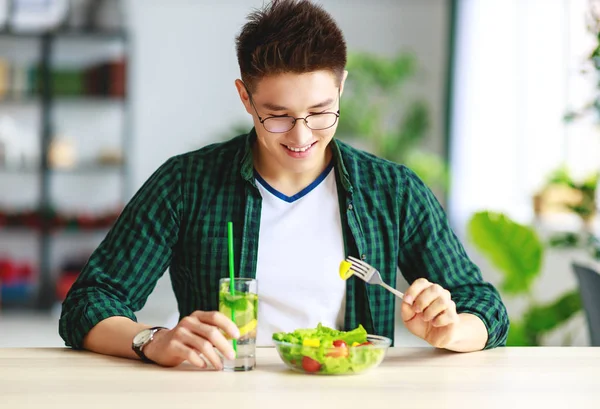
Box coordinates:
[272,334,391,375]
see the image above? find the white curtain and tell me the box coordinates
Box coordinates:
[448,0,600,236]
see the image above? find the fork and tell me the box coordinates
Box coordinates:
[346,256,404,300]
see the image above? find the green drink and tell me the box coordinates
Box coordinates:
[218,278,258,371]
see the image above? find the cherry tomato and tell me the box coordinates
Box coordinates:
[301,356,321,372]
[326,340,349,358]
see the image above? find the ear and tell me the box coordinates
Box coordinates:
[235,79,253,115]
[339,70,349,96]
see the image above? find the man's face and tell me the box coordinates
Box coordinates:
[236,70,346,176]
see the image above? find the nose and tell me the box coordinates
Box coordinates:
[288,118,313,144]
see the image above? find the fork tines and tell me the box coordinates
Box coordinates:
[346,256,368,277]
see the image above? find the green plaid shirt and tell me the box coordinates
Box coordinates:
[59,129,509,350]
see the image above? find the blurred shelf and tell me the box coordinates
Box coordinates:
[0,95,125,104]
[1,223,117,233]
[50,163,125,174]
[0,163,125,174]
[0,226,39,234]
[0,167,40,174]
[0,19,131,311]
[0,28,127,40]
[0,225,113,233]
[0,209,122,232]
[0,285,37,309]
[54,96,125,103]
[49,226,111,234]
[0,30,127,69]
[0,96,40,104]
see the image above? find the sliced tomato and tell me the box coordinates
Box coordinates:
[301,356,322,372]
[358,341,372,346]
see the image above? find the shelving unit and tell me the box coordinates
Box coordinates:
[0,27,131,310]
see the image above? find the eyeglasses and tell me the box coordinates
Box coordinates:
[247,89,341,133]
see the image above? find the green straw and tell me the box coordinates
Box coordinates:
[227,221,237,356]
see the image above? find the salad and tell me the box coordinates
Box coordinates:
[272,323,388,374]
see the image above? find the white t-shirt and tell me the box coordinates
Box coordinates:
[254,162,346,346]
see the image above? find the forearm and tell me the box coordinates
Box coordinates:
[83,316,150,360]
[445,313,488,352]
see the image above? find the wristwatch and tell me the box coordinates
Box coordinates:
[132,326,167,363]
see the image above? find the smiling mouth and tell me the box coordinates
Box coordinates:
[283,142,316,152]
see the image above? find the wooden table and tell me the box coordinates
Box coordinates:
[1,347,599,408]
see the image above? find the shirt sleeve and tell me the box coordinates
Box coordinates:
[58,156,183,349]
[397,167,509,349]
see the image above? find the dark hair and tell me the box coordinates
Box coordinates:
[236,0,347,92]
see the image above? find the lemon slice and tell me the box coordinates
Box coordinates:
[238,318,257,337]
[339,260,354,280]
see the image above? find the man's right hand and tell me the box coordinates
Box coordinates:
[143,310,240,369]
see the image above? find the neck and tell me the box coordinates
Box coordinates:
[253,146,332,197]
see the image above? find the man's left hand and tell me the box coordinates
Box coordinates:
[401,278,460,349]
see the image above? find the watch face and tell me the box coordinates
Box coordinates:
[133,329,152,346]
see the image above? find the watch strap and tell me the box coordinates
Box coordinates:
[132,326,167,364]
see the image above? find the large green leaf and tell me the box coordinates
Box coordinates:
[346,51,416,90]
[506,321,536,346]
[523,290,582,334]
[404,150,449,192]
[467,211,543,295]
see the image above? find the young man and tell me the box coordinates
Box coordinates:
[59,0,509,370]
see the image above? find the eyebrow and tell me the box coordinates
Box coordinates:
[260,98,335,112]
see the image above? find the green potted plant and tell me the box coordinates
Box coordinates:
[467,210,582,345]
[558,1,600,233]
[335,51,449,195]
[524,1,600,264]
[533,166,600,260]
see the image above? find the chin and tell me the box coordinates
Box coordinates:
[282,157,317,173]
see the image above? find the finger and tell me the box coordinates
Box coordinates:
[180,317,236,360]
[197,322,236,361]
[400,300,417,322]
[192,310,240,339]
[198,342,223,371]
[422,297,450,322]
[171,339,207,369]
[432,303,458,327]
[413,284,450,313]
[403,278,433,306]
[174,325,229,362]
[173,325,223,369]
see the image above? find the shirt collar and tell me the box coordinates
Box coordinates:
[239,128,257,183]
[329,138,354,194]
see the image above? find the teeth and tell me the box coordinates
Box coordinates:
[286,143,312,152]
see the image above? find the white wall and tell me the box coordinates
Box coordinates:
[125,0,449,346]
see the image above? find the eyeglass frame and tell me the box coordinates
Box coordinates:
[244,84,341,133]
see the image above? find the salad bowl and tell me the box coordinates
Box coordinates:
[272,324,391,375]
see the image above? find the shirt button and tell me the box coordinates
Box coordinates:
[348,204,353,210]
